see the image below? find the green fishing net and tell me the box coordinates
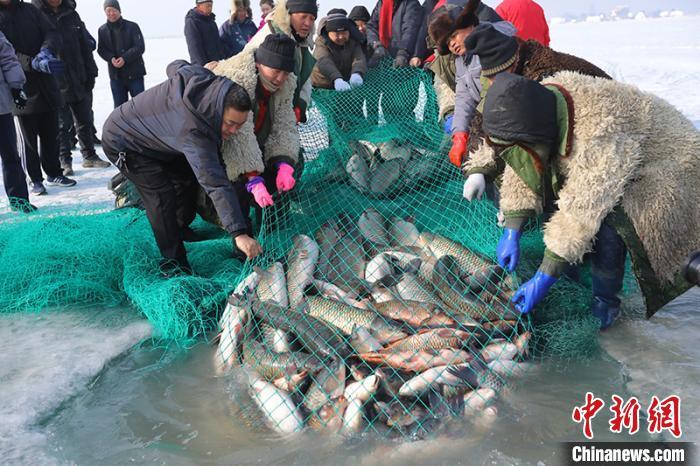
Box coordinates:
[0,61,623,437]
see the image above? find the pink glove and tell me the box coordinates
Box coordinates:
[276,162,296,192]
[246,176,273,208]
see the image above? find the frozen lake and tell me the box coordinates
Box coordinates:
[0,14,699,465]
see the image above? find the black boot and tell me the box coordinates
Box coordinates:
[82,153,111,168]
[9,197,38,213]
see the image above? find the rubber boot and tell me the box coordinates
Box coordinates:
[591,299,621,330]
[590,219,626,331]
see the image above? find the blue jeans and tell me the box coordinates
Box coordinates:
[110,78,145,108]
[590,218,627,309]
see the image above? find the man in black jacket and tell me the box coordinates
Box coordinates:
[33,0,110,175]
[365,0,423,68]
[97,0,146,108]
[102,61,261,277]
[184,0,229,67]
[0,0,76,195]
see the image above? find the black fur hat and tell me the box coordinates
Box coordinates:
[428,0,480,55]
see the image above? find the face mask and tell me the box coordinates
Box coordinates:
[258,71,280,93]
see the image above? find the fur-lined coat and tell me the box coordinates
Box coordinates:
[464,38,611,172]
[212,43,299,181]
[245,0,316,122]
[494,71,700,315]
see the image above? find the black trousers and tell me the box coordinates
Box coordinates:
[0,113,29,201]
[16,110,63,182]
[59,96,96,160]
[104,149,198,260]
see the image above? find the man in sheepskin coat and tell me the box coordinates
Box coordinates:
[200,33,299,241]
[480,72,700,328]
[245,0,316,123]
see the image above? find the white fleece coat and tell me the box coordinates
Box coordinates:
[501,71,700,289]
[213,41,299,180]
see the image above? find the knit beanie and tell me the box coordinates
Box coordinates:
[286,0,317,17]
[464,23,518,76]
[483,73,558,146]
[428,0,480,55]
[103,0,121,11]
[196,0,213,4]
[255,33,297,72]
[325,12,350,33]
[348,6,370,22]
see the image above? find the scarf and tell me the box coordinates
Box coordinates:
[378,0,394,49]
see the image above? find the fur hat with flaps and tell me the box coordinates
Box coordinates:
[232,0,253,20]
[428,0,480,56]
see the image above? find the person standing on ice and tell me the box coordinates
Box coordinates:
[33,0,111,176]
[0,0,77,196]
[311,11,367,91]
[365,0,423,69]
[258,0,274,30]
[246,0,316,123]
[101,60,262,277]
[97,1,146,108]
[185,0,230,67]
[220,0,258,57]
[479,72,700,328]
[495,0,549,47]
[0,31,36,213]
[200,34,300,245]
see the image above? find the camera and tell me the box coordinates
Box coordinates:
[682,251,700,286]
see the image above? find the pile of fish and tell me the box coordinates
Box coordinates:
[214,209,531,438]
[345,139,436,198]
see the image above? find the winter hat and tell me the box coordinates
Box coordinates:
[428,0,480,55]
[286,0,317,17]
[325,12,350,33]
[103,0,120,11]
[255,33,297,72]
[464,23,518,76]
[483,72,557,146]
[196,0,213,4]
[348,6,370,22]
[327,8,347,15]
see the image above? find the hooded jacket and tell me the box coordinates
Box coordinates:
[246,0,315,122]
[487,71,700,316]
[97,17,146,81]
[464,38,612,174]
[311,17,367,89]
[366,0,422,58]
[32,0,97,103]
[0,0,63,115]
[212,41,299,181]
[184,7,229,66]
[101,60,248,235]
[495,0,549,47]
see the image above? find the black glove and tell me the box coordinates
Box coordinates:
[11,88,28,110]
[368,44,387,68]
[393,49,409,68]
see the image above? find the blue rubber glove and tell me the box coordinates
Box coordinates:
[496,228,522,272]
[31,48,65,75]
[443,114,454,134]
[512,270,558,314]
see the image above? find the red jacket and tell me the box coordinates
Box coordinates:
[495,0,550,47]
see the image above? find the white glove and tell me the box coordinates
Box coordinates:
[497,210,506,228]
[334,78,352,92]
[349,73,363,87]
[462,173,486,201]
